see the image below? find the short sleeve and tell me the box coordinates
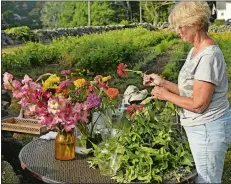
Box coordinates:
[194,53,225,86]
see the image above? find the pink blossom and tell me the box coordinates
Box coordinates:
[3,72,13,83]
[61,70,71,75]
[38,114,53,127]
[11,80,22,89]
[22,74,32,84]
[12,89,24,98]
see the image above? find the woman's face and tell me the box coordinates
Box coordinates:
[176,25,197,44]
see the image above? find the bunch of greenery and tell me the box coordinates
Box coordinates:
[88,99,194,183]
[4,26,34,41]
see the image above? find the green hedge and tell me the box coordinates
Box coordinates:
[2,28,177,74]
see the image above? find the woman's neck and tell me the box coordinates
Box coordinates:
[193,31,209,49]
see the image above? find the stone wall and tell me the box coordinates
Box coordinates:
[2,23,230,47]
[1,23,157,46]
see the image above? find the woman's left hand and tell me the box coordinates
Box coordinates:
[151,86,170,101]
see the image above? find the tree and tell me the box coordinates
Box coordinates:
[91,2,116,26]
[142,1,175,26]
[41,2,64,28]
[1,1,44,29]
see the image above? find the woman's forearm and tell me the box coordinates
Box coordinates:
[162,79,179,95]
[166,92,209,113]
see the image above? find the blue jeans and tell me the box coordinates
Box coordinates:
[184,110,231,183]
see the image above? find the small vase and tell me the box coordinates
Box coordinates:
[98,152,122,176]
[55,129,76,160]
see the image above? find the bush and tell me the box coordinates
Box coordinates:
[214,19,225,26]
[4,26,35,41]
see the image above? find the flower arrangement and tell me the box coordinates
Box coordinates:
[3,71,120,133]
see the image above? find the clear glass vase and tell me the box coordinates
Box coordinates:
[97,141,124,177]
[98,151,122,176]
[55,128,76,160]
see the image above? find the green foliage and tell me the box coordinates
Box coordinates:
[91,2,116,26]
[88,101,193,183]
[53,1,130,28]
[4,26,34,41]
[70,29,177,73]
[141,2,175,26]
[210,32,231,81]
[2,161,20,184]
[2,41,61,73]
[214,19,225,26]
[222,150,231,184]
[1,1,43,29]
[162,41,191,82]
[41,2,64,28]
[2,28,177,75]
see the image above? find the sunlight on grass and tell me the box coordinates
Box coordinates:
[2,45,23,54]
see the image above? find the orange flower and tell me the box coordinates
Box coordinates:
[106,88,119,99]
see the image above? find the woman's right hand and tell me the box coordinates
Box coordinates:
[143,74,163,86]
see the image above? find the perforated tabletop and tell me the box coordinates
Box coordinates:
[19,139,116,184]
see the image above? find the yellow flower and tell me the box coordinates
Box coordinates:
[74,79,86,88]
[42,75,60,91]
[102,75,112,82]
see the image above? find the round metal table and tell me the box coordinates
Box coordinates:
[19,139,116,184]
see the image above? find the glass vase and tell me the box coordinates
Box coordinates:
[55,128,76,160]
[98,152,122,176]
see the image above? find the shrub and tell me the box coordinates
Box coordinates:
[4,26,34,41]
[214,19,225,26]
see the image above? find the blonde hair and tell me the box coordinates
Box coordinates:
[168,2,211,31]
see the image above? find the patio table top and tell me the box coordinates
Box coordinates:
[19,139,116,184]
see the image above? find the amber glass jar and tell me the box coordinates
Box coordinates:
[55,129,76,160]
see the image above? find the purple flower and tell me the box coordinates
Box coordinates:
[61,70,71,75]
[86,93,101,110]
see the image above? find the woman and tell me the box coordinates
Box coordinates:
[143,2,231,183]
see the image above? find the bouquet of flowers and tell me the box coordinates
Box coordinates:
[3,70,120,134]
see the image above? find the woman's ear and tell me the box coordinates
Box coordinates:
[194,24,201,31]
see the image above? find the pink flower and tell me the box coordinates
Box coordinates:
[22,74,32,84]
[3,72,13,83]
[61,70,71,75]
[3,72,14,90]
[117,63,128,78]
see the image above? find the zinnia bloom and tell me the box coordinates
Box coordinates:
[74,78,86,88]
[43,75,60,91]
[106,88,119,99]
[86,93,101,109]
[117,63,127,78]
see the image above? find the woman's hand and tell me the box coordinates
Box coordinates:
[151,86,170,101]
[143,74,163,86]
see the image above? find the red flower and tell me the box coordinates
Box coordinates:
[98,82,109,90]
[126,104,145,118]
[106,88,119,99]
[117,63,127,78]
